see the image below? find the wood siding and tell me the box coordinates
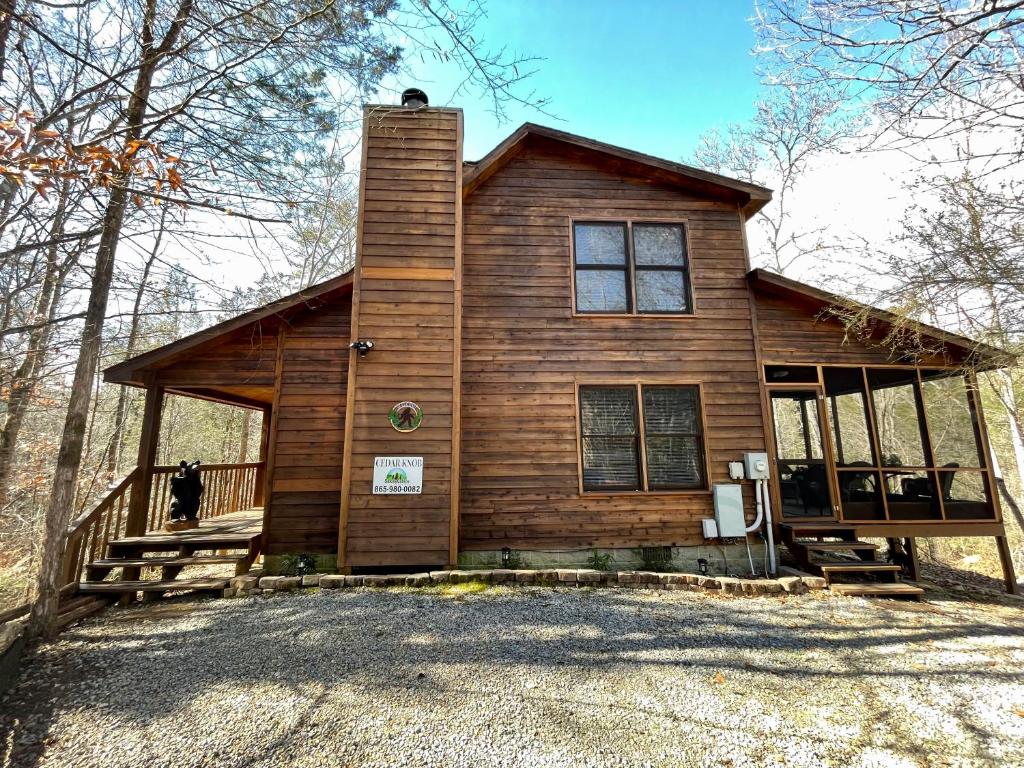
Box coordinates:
[264,301,351,555]
[459,141,766,550]
[754,292,958,368]
[340,106,462,568]
[153,325,279,398]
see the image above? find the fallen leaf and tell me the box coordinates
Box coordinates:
[713,672,726,685]
[1013,708,1024,718]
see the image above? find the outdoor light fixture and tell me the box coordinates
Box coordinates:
[350,339,374,357]
[697,558,709,576]
[295,554,316,577]
[501,547,512,567]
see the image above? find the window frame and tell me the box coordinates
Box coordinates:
[577,384,643,492]
[571,222,632,315]
[570,218,696,317]
[576,380,710,495]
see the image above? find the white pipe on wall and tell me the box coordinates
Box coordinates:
[761,478,777,575]
[747,480,765,534]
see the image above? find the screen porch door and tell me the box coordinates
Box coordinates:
[769,389,837,521]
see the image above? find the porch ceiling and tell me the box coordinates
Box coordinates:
[164,386,274,410]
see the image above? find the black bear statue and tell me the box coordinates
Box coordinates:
[169,460,204,521]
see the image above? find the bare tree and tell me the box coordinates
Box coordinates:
[4,0,548,635]
[755,0,1024,171]
[0,180,78,506]
[107,207,168,476]
[690,87,853,274]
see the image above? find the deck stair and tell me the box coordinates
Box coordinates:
[781,522,924,600]
[76,510,263,602]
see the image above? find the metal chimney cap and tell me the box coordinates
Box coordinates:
[401,88,429,108]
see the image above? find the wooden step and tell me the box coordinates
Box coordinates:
[107,533,256,554]
[819,563,901,574]
[829,582,924,599]
[78,578,230,594]
[818,562,901,585]
[799,541,879,553]
[89,555,243,569]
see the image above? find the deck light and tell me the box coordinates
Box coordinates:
[295,554,316,577]
[501,547,512,567]
[697,558,709,576]
[350,339,374,357]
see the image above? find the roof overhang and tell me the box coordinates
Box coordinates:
[748,268,1011,370]
[463,122,773,219]
[105,270,354,387]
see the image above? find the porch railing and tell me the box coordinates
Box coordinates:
[147,462,262,530]
[61,468,140,587]
[60,461,264,588]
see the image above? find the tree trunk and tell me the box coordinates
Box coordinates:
[108,209,166,475]
[28,181,129,638]
[0,182,71,507]
[238,410,251,463]
[0,0,16,84]
[994,372,1024,538]
[28,0,194,638]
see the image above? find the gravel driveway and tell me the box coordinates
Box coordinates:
[2,586,1023,768]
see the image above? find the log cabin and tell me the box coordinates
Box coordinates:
[61,91,1016,605]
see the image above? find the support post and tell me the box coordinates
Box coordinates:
[904,537,920,582]
[119,384,162,600]
[996,535,1018,595]
[126,384,163,538]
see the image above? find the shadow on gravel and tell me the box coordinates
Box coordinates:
[1,588,1021,767]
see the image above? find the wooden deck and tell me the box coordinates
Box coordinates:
[107,508,264,552]
[79,508,264,600]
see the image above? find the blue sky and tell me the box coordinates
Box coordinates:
[397,1,765,161]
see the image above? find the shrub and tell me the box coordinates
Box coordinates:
[585,549,612,571]
[633,546,675,572]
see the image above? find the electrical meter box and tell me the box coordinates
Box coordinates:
[743,452,770,480]
[713,484,746,538]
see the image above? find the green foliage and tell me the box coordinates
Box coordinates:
[443,580,489,596]
[633,546,676,573]
[501,550,524,570]
[277,553,318,576]
[585,549,612,571]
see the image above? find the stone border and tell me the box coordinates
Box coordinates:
[225,568,827,598]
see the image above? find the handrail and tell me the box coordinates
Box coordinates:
[65,468,140,535]
[151,462,262,472]
[60,467,141,587]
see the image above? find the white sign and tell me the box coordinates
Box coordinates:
[372,456,423,495]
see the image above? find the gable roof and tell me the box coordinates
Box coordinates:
[105,270,354,385]
[463,122,773,218]
[748,268,1010,368]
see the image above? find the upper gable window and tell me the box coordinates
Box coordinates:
[573,221,693,315]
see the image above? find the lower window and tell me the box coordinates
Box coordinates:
[579,384,706,491]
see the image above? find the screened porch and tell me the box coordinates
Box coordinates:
[766,364,999,526]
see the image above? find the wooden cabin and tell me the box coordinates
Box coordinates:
[82,100,1015,599]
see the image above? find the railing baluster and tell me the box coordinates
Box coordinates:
[158,473,166,526]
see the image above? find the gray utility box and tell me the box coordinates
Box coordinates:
[743,452,770,480]
[713,484,747,538]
